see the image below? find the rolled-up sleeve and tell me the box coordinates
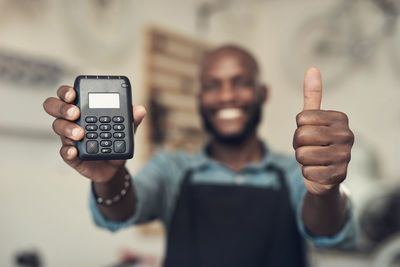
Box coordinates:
[283,156,357,248]
[296,191,357,248]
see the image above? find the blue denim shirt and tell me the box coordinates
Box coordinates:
[90,144,356,248]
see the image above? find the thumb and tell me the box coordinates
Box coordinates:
[133,105,146,133]
[303,67,322,110]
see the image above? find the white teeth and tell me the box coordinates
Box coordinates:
[216,108,243,119]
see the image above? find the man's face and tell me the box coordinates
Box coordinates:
[199,51,264,143]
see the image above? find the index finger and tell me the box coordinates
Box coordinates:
[43,97,80,120]
[303,67,322,111]
[57,85,76,103]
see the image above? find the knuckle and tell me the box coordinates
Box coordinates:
[293,128,300,142]
[43,97,58,114]
[340,165,348,178]
[302,166,312,180]
[295,148,307,164]
[296,112,306,126]
[295,126,308,142]
[59,102,69,117]
[52,119,59,131]
[334,111,349,123]
[52,119,68,136]
[293,127,306,148]
[43,98,51,110]
[341,130,354,144]
[59,146,66,159]
[347,130,355,144]
[331,165,347,183]
[342,150,351,163]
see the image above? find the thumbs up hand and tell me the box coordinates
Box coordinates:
[293,67,354,195]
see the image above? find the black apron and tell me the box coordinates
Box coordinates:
[164,164,306,267]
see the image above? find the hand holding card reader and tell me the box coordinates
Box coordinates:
[74,75,134,160]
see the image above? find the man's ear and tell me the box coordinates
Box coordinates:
[258,84,268,103]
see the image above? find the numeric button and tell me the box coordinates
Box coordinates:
[113,124,125,131]
[100,132,112,139]
[86,132,98,139]
[113,132,125,138]
[112,116,124,123]
[100,140,112,147]
[85,116,97,123]
[86,124,98,131]
[99,124,111,131]
[99,116,111,123]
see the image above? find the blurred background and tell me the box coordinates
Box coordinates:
[1,0,400,266]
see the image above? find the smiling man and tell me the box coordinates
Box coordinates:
[43,45,356,267]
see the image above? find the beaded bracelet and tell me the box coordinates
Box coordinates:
[92,170,132,206]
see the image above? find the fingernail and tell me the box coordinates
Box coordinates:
[67,107,76,117]
[65,91,72,100]
[67,148,74,158]
[72,128,81,137]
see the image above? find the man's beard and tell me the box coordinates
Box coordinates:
[199,105,262,145]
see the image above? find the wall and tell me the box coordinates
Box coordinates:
[0,0,399,266]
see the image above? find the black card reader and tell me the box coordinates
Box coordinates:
[74,75,134,160]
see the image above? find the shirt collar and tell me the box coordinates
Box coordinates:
[189,141,281,172]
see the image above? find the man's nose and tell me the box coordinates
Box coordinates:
[218,83,235,102]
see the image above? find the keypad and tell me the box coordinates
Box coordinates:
[83,115,127,154]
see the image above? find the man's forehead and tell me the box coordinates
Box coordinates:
[201,46,259,77]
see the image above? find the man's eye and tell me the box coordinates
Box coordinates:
[203,82,219,91]
[234,79,253,87]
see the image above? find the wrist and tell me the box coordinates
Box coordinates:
[306,184,347,209]
[311,184,340,197]
[94,165,126,187]
[92,167,132,205]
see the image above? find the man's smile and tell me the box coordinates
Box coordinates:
[215,108,244,120]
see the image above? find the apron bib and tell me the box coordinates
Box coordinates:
[164,165,306,267]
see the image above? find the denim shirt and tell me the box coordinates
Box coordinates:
[90,144,356,248]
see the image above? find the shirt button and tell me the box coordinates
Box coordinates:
[235,175,244,184]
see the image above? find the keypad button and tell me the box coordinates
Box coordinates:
[85,116,97,123]
[113,124,125,131]
[100,140,112,147]
[85,124,98,131]
[99,124,111,131]
[86,141,99,154]
[101,148,112,153]
[114,140,126,153]
[113,132,125,138]
[99,116,111,123]
[112,116,124,123]
[86,132,98,139]
[100,132,112,139]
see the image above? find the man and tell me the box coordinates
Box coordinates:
[43,45,356,266]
